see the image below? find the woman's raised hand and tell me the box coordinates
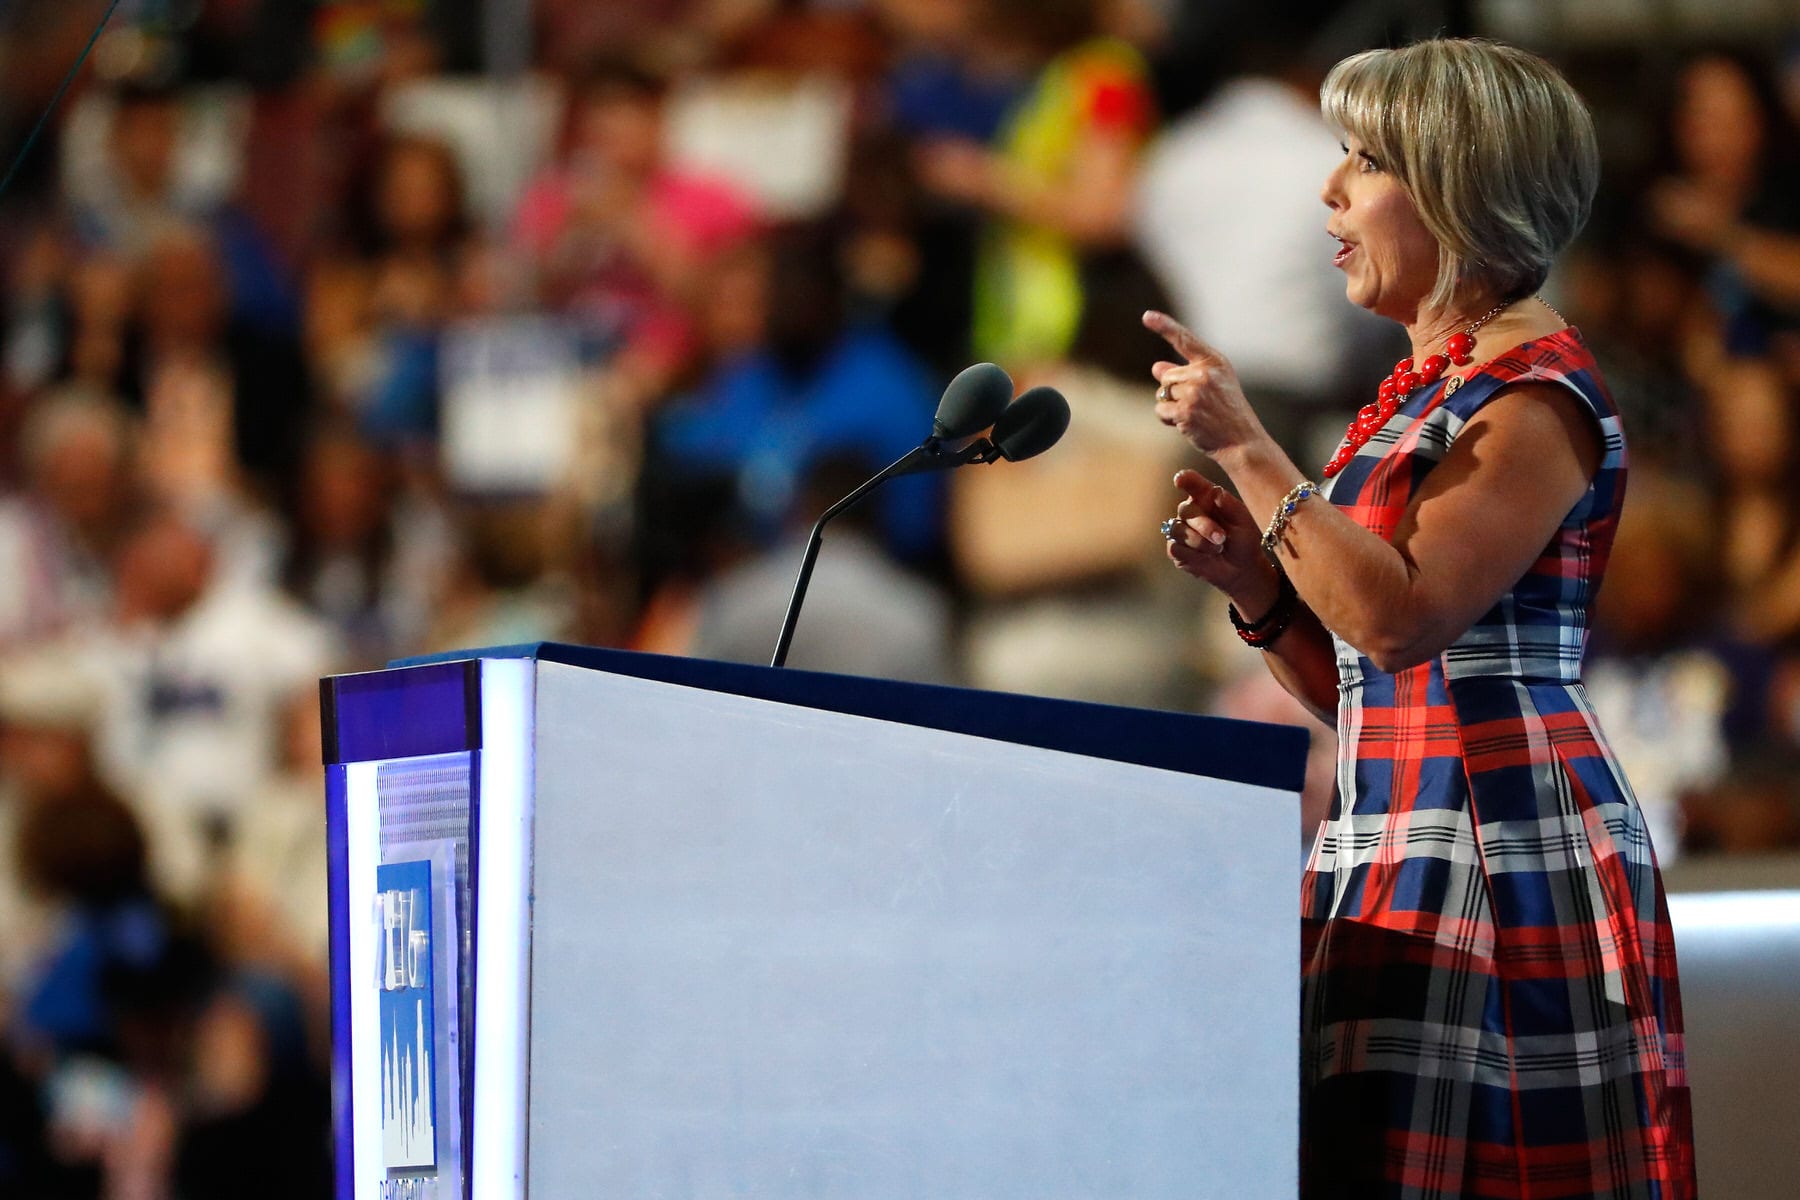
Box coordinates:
[1165,469,1280,610]
[1144,310,1268,458]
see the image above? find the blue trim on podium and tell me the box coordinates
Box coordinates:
[325,764,353,1200]
[323,659,480,765]
[386,643,1308,796]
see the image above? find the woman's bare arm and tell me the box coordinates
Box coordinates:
[1255,608,1341,723]
[1218,387,1601,672]
[1150,313,1601,674]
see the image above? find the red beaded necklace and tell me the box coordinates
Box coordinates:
[1322,299,1513,479]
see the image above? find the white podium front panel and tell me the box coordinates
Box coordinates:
[526,662,1298,1198]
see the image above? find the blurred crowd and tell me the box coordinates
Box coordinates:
[0,0,1796,1194]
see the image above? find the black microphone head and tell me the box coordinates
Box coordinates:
[933,362,1014,439]
[992,386,1071,462]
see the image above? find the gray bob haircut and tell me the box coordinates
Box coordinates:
[1321,39,1600,312]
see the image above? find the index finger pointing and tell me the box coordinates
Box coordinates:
[1143,310,1223,365]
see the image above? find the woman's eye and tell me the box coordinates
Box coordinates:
[1357,153,1381,173]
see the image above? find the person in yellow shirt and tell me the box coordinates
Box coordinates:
[915,0,1155,369]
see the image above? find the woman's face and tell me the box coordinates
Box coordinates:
[1320,135,1443,322]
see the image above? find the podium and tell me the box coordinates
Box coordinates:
[322,644,1307,1200]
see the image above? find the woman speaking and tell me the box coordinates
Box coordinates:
[1146,39,1696,1199]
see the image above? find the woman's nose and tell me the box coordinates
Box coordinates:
[1320,163,1346,210]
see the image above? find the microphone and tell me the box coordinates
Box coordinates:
[885,380,1072,479]
[876,362,1017,478]
[769,373,1072,667]
[933,362,1014,438]
[991,386,1071,462]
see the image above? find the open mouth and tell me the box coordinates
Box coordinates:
[1331,236,1356,267]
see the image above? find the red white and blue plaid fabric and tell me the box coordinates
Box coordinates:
[1301,329,1696,1198]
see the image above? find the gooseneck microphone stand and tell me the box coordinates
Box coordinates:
[769,438,999,668]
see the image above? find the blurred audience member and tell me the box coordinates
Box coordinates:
[10,786,212,1198]
[59,253,136,396]
[426,499,576,652]
[201,690,338,1138]
[1133,21,1395,455]
[5,224,72,396]
[327,133,475,445]
[838,123,980,382]
[212,691,331,978]
[514,58,758,406]
[365,134,471,271]
[66,83,217,265]
[1703,358,1800,642]
[1557,231,1710,468]
[879,0,1027,145]
[81,510,338,906]
[303,254,382,417]
[172,970,331,1200]
[656,10,867,223]
[853,0,1028,383]
[134,353,287,593]
[0,644,108,995]
[916,0,1155,368]
[649,220,944,567]
[12,787,172,1060]
[1646,49,1800,354]
[282,423,453,666]
[0,387,134,648]
[107,225,313,506]
[65,80,296,336]
[13,782,328,1200]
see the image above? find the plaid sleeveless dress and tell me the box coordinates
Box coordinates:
[1301,328,1696,1199]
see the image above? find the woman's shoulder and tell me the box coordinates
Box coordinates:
[1442,326,1618,424]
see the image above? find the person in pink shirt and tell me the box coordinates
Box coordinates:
[513,59,759,402]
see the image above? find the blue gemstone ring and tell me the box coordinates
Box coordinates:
[1161,518,1180,543]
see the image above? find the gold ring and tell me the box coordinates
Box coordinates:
[1156,385,1170,402]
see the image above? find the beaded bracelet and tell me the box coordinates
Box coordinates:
[1260,481,1322,554]
[1228,570,1297,649]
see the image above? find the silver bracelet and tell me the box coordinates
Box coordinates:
[1260,481,1322,554]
